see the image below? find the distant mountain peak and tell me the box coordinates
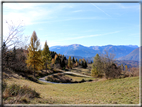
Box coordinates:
[50,44,138,60]
[70,44,82,47]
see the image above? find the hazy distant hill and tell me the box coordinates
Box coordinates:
[117,47,141,61]
[49,44,138,59]
[115,60,139,68]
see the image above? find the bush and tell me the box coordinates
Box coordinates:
[81,79,86,82]
[46,74,72,83]
[3,84,40,100]
[8,84,21,96]
[122,67,139,78]
[88,79,93,82]
[105,64,122,79]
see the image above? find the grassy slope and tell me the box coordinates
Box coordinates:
[65,74,95,81]
[69,64,92,76]
[5,76,139,104]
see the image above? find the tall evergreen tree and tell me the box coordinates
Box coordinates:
[26,31,42,77]
[84,60,88,68]
[68,56,72,68]
[81,60,84,68]
[91,54,103,77]
[125,65,128,71]
[42,41,51,71]
[79,59,82,65]
[72,57,75,63]
[60,58,66,69]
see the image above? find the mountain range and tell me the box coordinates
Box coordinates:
[49,44,139,61]
[117,46,141,61]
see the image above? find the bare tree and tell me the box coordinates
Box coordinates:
[100,50,121,79]
[3,20,25,48]
[100,50,116,70]
[2,20,26,67]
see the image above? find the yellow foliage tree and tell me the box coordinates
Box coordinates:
[91,54,103,77]
[26,31,42,77]
[68,56,72,68]
[125,65,128,71]
[52,58,55,65]
[41,41,51,71]
[75,61,78,67]
[79,59,82,64]
[54,54,58,60]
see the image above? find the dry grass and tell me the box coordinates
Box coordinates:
[65,74,94,81]
[4,76,139,104]
[3,82,40,104]
[70,65,92,76]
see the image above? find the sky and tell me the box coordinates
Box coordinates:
[3,3,140,49]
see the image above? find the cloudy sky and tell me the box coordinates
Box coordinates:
[3,3,140,48]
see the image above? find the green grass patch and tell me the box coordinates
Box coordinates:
[65,74,94,81]
[70,64,92,76]
[5,76,139,104]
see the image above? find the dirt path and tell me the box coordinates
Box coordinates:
[64,72,91,77]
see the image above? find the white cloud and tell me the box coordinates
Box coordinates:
[91,3,111,17]
[50,31,120,42]
[3,3,77,26]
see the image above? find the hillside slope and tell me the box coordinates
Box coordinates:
[5,76,139,104]
[117,47,141,61]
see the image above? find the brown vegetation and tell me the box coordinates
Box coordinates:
[121,67,139,78]
[3,81,40,104]
[45,73,72,83]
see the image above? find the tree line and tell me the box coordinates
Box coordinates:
[2,30,88,77]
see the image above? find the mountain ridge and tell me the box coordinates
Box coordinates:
[117,47,141,61]
[49,44,138,60]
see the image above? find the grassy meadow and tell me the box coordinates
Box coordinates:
[4,76,139,104]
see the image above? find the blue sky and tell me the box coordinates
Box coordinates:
[3,3,140,48]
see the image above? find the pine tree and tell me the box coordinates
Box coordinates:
[60,58,65,69]
[54,54,58,64]
[75,61,78,67]
[79,59,82,65]
[42,41,51,71]
[91,54,103,77]
[81,60,84,68]
[68,56,71,68]
[72,57,75,63]
[71,61,73,69]
[84,60,88,68]
[26,31,42,77]
[125,65,128,71]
